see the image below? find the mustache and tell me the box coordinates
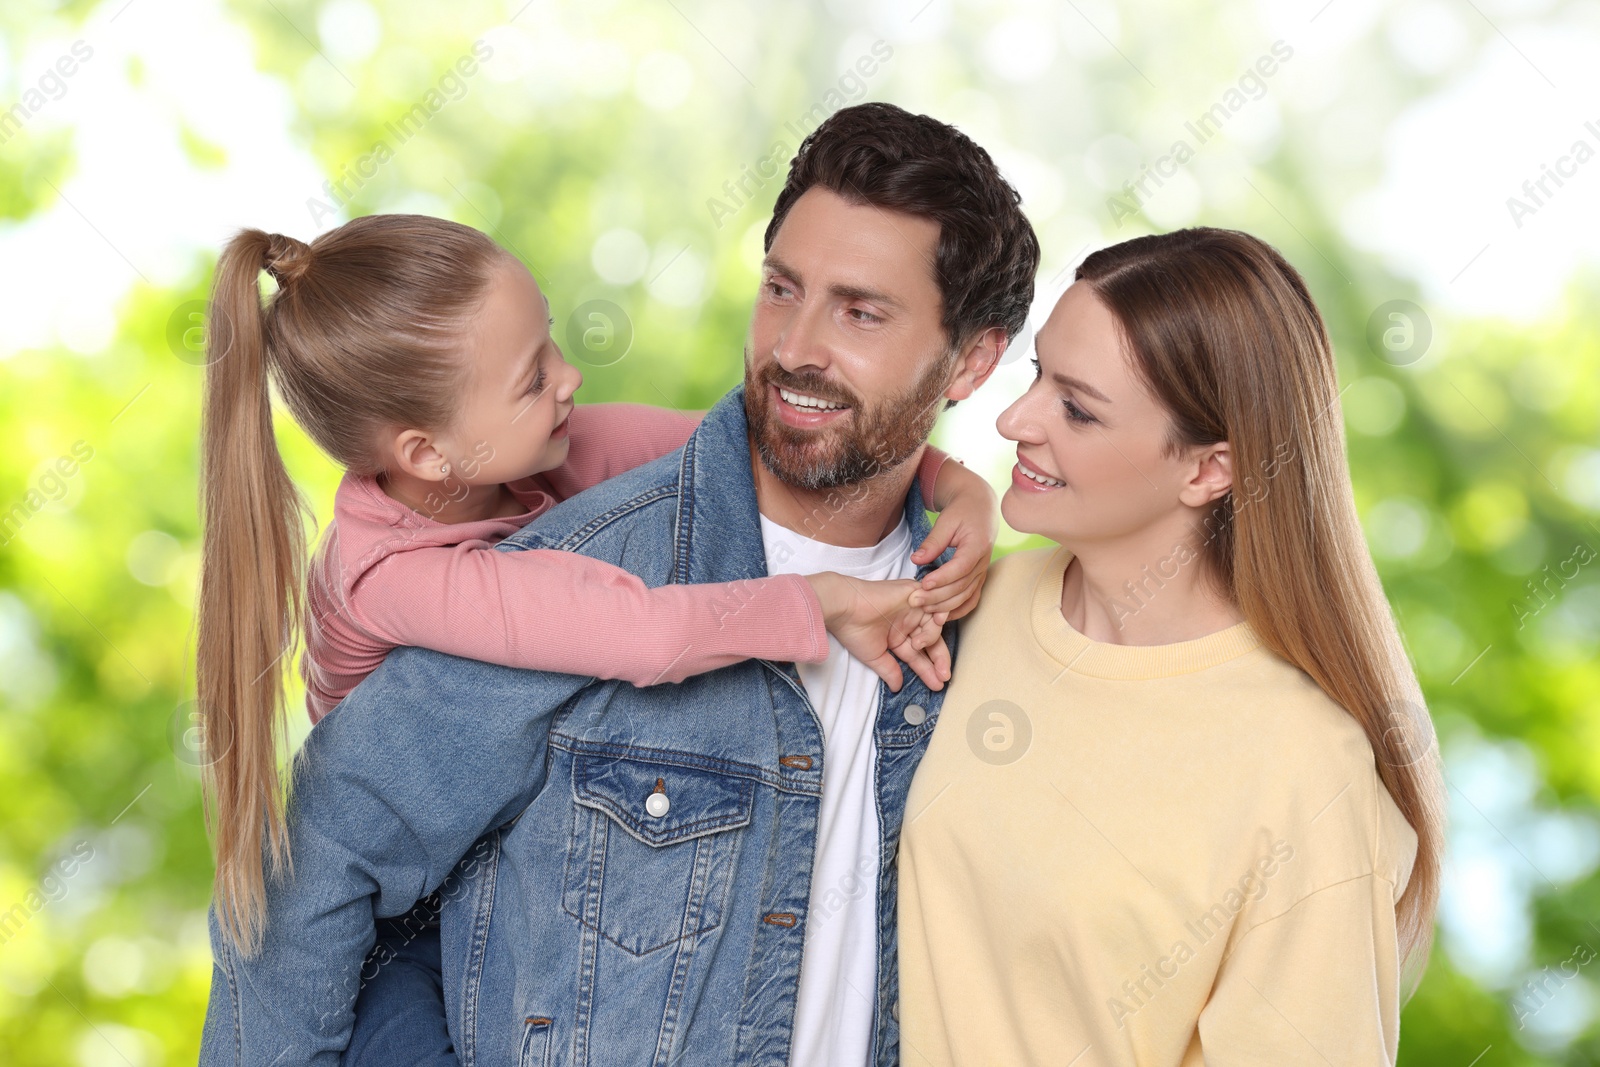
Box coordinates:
[759,365,858,409]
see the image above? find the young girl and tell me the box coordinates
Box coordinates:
[195,213,997,956]
[898,228,1446,1064]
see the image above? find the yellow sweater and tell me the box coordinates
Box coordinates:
[897,547,1417,1066]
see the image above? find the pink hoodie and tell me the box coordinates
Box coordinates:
[302,402,946,723]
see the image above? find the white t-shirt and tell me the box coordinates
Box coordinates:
[758,512,918,1067]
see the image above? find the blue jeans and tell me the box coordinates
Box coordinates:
[344,895,457,1067]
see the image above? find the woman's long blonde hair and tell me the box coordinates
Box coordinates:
[1078,228,1446,981]
[196,214,507,954]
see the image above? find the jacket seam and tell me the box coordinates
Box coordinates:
[552,735,821,797]
[573,791,754,846]
[460,832,499,1066]
[218,932,241,1064]
[498,483,679,556]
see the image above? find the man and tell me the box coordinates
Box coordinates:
[200,101,1038,1067]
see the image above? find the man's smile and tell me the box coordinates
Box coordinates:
[771,383,853,428]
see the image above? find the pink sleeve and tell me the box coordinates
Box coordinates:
[343,539,829,686]
[917,445,950,507]
[539,403,702,501]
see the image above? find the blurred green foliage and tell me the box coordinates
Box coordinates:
[0,0,1596,1063]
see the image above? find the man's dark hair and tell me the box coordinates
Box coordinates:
[764,102,1040,352]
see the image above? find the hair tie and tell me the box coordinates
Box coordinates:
[263,233,312,287]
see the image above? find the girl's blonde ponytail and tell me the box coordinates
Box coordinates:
[194,215,508,954]
[197,230,312,955]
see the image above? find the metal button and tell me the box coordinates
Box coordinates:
[903,703,927,726]
[646,777,670,818]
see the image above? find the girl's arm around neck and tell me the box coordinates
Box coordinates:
[341,537,829,685]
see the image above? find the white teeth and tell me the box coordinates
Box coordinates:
[1019,463,1065,487]
[779,387,847,412]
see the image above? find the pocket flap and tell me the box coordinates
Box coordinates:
[573,753,755,847]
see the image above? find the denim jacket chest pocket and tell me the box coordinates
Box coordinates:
[562,752,756,957]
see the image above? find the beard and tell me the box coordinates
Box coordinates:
[744,350,954,491]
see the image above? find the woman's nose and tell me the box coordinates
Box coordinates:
[996,394,1028,442]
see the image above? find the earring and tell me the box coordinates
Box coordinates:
[440,462,451,477]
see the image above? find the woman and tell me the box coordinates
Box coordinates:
[897,228,1445,1065]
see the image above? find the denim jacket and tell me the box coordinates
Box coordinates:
[200,384,957,1067]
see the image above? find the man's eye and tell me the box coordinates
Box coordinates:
[766,281,793,299]
[847,307,882,324]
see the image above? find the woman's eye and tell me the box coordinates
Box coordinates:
[1029,359,1095,424]
[1062,398,1096,425]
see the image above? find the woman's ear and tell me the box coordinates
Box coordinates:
[1180,441,1232,508]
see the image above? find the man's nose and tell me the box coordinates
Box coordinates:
[772,301,832,374]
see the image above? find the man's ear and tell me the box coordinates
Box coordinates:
[385,428,452,482]
[945,326,1008,403]
[1180,441,1233,508]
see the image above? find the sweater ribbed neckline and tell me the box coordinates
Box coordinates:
[1029,547,1264,680]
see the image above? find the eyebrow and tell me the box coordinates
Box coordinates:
[1052,372,1112,405]
[763,256,905,313]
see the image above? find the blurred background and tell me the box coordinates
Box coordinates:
[1,0,1597,1062]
